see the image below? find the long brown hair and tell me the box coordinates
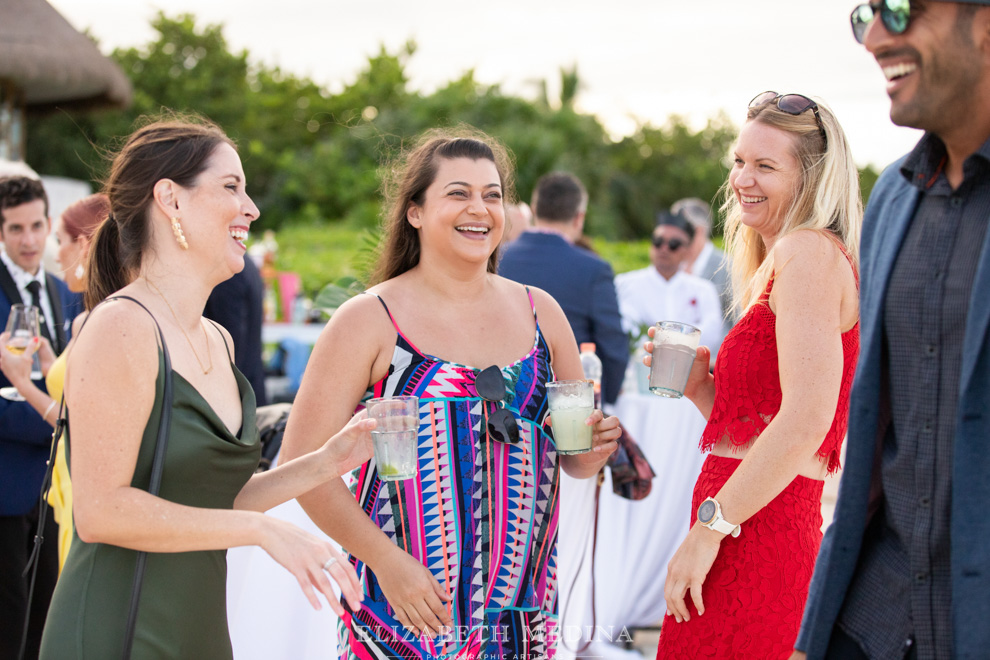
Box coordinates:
[371,127,515,284]
[86,115,233,309]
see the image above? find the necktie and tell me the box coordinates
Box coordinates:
[25,280,53,349]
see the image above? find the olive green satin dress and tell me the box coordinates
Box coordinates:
[40,351,260,659]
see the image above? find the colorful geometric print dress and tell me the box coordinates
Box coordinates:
[338,290,559,660]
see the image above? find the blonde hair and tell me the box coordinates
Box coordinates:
[721,97,862,315]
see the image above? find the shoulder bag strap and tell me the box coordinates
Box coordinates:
[109,296,174,660]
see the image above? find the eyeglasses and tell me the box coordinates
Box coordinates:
[475,365,520,444]
[651,236,686,251]
[850,0,911,44]
[749,91,828,148]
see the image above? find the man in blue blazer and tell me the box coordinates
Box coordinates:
[794,2,990,659]
[498,171,628,405]
[0,176,82,659]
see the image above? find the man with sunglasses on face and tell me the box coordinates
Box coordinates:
[792,2,990,659]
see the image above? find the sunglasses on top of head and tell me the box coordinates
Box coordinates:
[749,91,828,148]
[651,236,686,251]
[475,365,520,444]
[850,0,911,44]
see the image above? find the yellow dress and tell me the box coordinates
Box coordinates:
[45,351,72,572]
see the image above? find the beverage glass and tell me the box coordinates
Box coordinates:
[649,321,701,398]
[1,304,42,402]
[546,379,595,455]
[366,395,419,481]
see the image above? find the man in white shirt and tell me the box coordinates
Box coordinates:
[616,209,724,363]
[672,197,734,339]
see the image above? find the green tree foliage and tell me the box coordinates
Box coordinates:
[26,12,876,243]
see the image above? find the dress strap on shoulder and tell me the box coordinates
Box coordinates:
[524,286,538,320]
[203,319,233,362]
[364,292,401,332]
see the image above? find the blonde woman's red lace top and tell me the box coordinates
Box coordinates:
[700,272,859,474]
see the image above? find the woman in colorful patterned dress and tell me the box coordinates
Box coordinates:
[651,93,863,659]
[282,128,620,659]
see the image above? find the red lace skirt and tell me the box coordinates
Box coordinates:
[655,454,824,660]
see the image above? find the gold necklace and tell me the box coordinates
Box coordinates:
[144,278,213,375]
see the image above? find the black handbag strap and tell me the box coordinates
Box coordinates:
[107,296,174,660]
[17,294,174,660]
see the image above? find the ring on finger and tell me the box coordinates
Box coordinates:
[323,557,338,571]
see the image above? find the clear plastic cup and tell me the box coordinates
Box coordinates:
[366,395,419,481]
[649,321,701,398]
[546,379,595,455]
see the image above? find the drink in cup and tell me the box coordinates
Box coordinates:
[649,321,701,398]
[367,395,419,481]
[546,379,595,455]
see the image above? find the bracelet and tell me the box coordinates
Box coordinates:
[43,399,57,422]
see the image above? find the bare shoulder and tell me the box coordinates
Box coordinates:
[773,230,843,270]
[67,297,160,398]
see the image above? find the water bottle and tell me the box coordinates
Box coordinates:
[579,342,603,408]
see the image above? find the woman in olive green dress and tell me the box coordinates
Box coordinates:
[39,117,371,659]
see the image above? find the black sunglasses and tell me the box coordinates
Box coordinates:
[749,91,828,148]
[652,236,686,251]
[475,365,520,444]
[850,0,911,44]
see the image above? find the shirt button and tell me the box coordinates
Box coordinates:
[926,344,937,356]
[915,572,927,583]
[923,421,933,432]
[951,197,963,207]
[919,496,931,508]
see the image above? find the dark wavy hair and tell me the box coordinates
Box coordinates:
[371,127,515,284]
[86,115,233,309]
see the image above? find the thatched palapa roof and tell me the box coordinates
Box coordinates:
[0,0,131,113]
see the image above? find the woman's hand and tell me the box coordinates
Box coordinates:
[0,331,40,389]
[373,544,453,639]
[259,516,364,616]
[558,410,620,478]
[663,523,724,623]
[318,409,376,478]
[36,337,56,375]
[644,326,716,418]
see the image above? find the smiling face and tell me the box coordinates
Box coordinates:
[177,143,259,278]
[0,199,50,275]
[862,1,989,134]
[728,120,803,242]
[406,157,505,268]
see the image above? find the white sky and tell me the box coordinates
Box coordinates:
[48,0,923,169]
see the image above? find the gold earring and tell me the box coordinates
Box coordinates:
[170,216,189,250]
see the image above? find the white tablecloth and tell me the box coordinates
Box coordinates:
[226,455,343,660]
[572,391,708,659]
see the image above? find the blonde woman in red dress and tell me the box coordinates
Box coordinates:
[652,92,863,659]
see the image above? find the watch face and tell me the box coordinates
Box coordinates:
[698,499,717,524]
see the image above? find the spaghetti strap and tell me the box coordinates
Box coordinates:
[524,286,538,321]
[366,293,400,331]
[203,319,233,362]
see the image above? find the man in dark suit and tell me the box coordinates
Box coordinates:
[499,171,627,406]
[0,176,81,659]
[204,255,268,406]
[794,3,990,659]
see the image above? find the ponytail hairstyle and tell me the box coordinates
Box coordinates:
[86,115,232,309]
[371,126,515,284]
[720,96,862,315]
